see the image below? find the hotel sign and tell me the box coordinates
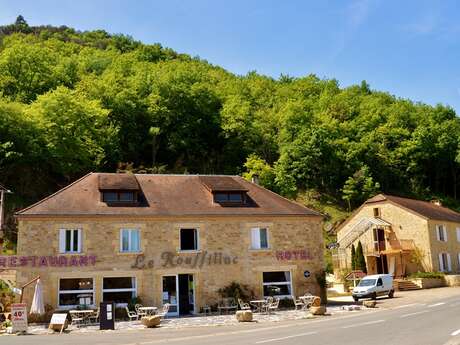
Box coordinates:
[275,250,312,261]
[0,255,97,268]
[132,251,238,269]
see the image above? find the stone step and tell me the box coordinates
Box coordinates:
[394,279,421,291]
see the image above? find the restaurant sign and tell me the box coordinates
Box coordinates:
[0,255,97,268]
[132,251,238,269]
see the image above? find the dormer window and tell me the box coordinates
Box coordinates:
[213,192,245,204]
[98,174,141,206]
[102,191,137,203]
[199,175,252,207]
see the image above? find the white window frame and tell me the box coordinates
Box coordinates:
[251,227,270,250]
[58,277,95,309]
[119,229,141,253]
[179,228,200,252]
[262,271,293,298]
[436,225,447,242]
[59,228,82,254]
[439,252,451,272]
[458,253,460,272]
[456,228,460,243]
[102,277,137,307]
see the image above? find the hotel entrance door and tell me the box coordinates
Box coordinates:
[162,274,195,316]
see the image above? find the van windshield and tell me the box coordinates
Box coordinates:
[358,279,376,287]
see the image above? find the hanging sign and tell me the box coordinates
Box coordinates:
[11,303,28,333]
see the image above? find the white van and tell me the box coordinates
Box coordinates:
[352,274,394,301]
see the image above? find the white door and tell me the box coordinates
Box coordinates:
[162,275,179,316]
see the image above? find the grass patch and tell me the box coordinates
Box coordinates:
[408,271,445,279]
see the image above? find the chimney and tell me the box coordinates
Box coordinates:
[251,174,260,185]
[431,199,442,206]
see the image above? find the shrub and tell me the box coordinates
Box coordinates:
[28,304,54,324]
[128,296,142,310]
[409,271,445,279]
[278,297,294,309]
[218,281,253,303]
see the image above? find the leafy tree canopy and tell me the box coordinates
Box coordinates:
[1,18,460,245]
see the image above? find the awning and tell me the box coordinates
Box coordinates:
[366,217,391,227]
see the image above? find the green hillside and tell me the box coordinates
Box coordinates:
[1,16,460,253]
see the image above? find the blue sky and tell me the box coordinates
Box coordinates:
[1,0,460,111]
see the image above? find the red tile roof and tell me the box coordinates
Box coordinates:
[16,173,321,217]
[98,173,140,190]
[199,176,248,192]
[366,194,460,223]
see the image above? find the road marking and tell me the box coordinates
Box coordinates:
[341,319,385,329]
[392,303,418,309]
[427,302,446,308]
[255,331,318,343]
[400,310,429,318]
[452,329,460,336]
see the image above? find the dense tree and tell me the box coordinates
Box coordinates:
[355,241,367,273]
[1,18,460,247]
[351,244,356,271]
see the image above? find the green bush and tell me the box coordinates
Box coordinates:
[409,271,445,279]
[218,281,253,301]
[278,297,294,309]
[128,296,142,310]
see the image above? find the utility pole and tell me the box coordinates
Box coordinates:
[0,183,12,253]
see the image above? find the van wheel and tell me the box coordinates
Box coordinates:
[389,290,394,298]
[353,297,359,302]
[371,292,377,300]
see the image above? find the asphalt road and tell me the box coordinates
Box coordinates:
[3,291,460,345]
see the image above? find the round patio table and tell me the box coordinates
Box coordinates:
[138,306,158,315]
[250,300,267,313]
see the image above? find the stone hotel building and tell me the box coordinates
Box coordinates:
[12,173,323,315]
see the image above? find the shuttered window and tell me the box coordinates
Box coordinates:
[251,228,269,249]
[59,229,82,253]
[439,252,451,272]
[436,225,447,242]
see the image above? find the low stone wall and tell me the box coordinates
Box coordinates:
[444,275,460,287]
[410,278,445,289]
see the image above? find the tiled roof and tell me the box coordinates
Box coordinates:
[98,173,140,190]
[16,173,321,217]
[199,176,248,192]
[366,194,460,223]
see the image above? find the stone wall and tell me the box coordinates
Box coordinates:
[444,274,460,287]
[15,215,323,311]
[410,278,445,289]
[427,220,460,273]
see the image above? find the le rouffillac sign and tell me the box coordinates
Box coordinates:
[0,249,312,269]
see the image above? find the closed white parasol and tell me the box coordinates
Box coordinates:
[30,278,45,315]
